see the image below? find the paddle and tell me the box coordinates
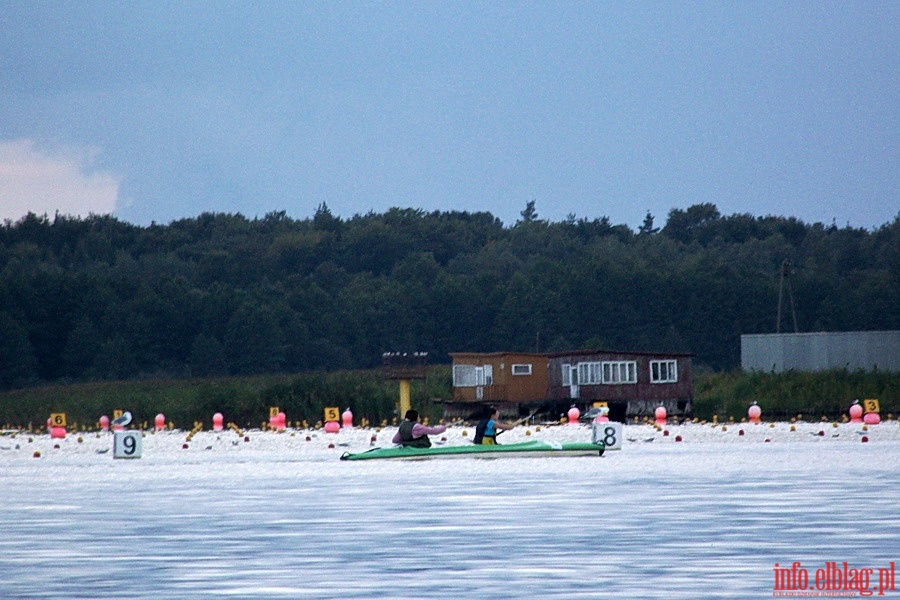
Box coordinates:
[496,403,548,437]
[448,405,493,427]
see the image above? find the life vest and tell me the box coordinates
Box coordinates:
[474,418,497,445]
[399,420,431,448]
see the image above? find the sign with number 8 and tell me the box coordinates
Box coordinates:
[591,422,622,450]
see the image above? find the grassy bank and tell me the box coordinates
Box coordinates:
[0,367,452,431]
[0,367,896,431]
[693,369,898,421]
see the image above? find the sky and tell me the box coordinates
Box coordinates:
[0,1,897,231]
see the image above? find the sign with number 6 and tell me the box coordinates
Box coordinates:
[113,431,142,459]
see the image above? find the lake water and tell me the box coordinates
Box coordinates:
[1,423,897,599]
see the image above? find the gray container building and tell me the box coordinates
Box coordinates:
[741,331,900,373]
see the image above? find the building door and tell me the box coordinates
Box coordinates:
[568,365,579,399]
[475,365,492,401]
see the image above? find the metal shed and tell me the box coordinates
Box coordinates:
[741,331,900,373]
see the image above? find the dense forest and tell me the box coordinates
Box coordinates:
[1,202,897,391]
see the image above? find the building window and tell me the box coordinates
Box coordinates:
[602,361,637,384]
[561,364,572,386]
[511,363,532,376]
[577,362,602,385]
[650,360,678,383]
[453,365,476,387]
[453,364,494,386]
[479,365,493,386]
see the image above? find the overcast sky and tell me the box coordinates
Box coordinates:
[1,1,897,230]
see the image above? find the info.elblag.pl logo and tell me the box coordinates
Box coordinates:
[773,561,896,597]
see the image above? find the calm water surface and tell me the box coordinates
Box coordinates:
[1,438,897,599]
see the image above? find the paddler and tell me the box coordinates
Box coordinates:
[473,407,516,445]
[392,409,447,448]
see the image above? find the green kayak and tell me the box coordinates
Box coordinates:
[340,439,605,461]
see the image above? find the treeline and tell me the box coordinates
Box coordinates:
[1,202,897,390]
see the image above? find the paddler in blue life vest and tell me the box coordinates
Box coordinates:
[474,407,516,445]
[392,410,447,448]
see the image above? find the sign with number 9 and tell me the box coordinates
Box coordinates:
[113,431,142,459]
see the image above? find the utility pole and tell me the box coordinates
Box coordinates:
[776,260,799,333]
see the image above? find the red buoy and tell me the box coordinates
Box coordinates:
[748,404,761,424]
[654,406,667,426]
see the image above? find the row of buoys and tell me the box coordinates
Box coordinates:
[40,400,885,439]
[648,401,882,426]
[84,409,357,433]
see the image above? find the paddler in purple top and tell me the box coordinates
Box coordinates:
[392,409,447,448]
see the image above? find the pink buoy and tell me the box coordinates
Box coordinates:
[748,404,761,424]
[654,406,667,426]
[212,412,224,431]
[155,414,166,431]
[324,421,340,434]
[342,408,353,429]
[99,415,110,432]
[50,426,66,439]
[863,412,881,425]
[567,406,580,424]
[849,403,863,423]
